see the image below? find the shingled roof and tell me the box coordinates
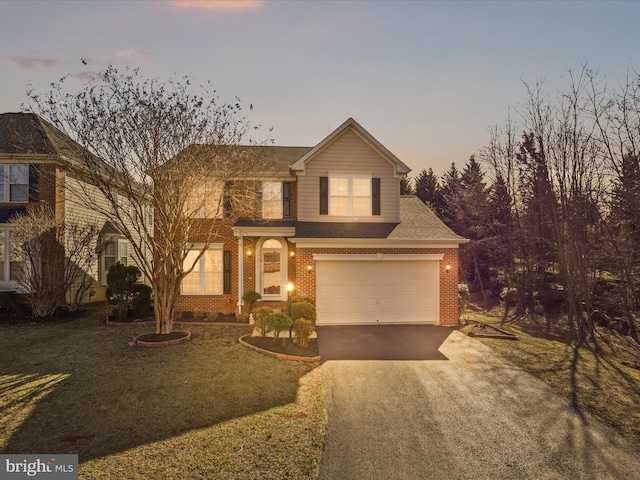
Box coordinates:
[174,144,313,176]
[388,196,467,242]
[0,113,57,155]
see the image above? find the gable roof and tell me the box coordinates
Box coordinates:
[290,117,411,176]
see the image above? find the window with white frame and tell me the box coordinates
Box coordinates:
[0,165,29,202]
[102,238,128,284]
[185,180,224,218]
[329,176,371,216]
[262,181,283,219]
[0,228,23,283]
[182,246,223,295]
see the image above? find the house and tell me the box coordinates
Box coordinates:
[176,118,468,326]
[0,112,148,302]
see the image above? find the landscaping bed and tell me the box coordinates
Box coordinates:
[243,336,319,358]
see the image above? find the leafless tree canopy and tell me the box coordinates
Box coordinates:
[27,65,269,333]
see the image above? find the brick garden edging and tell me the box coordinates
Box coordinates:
[133,331,192,347]
[239,334,321,363]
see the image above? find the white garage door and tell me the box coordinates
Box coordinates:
[315,256,440,325]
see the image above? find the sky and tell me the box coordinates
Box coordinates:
[1,0,639,178]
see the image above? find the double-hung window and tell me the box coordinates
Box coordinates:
[262,181,283,219]
[0,228,23,283]
[329,176,371,216]
[0,164,29,202]
[182,245,228,295]
[102,238,128,284]
[185,180,224,219]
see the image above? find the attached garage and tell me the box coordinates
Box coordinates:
[314,254,442,325]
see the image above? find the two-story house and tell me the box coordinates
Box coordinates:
[176,118,467,326]
[0,112,148,302]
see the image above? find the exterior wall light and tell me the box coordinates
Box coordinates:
[445,264,451,272]
[247,250,252,257]
[307,265,313,273]
[290,251,295,257]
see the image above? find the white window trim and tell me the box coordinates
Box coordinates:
[101,237,129,285]
[0,164,29,203]
[256,237,288,301]
[262,181,283,219]
[328,174,372,217]
[0,227,23,290]
[180,243,224,295]
[186,180,224,219]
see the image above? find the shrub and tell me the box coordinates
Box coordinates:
[253,306,274,336]
[130,284,153,319]
[242,290,262,314]
[291,300,317,325]
[292,295,315,306]
[266,312,293,344]
[293,318,314,348]
[106,263,140,321]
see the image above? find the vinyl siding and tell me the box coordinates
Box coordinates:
[297,129,400,223]
[64,175,151,287]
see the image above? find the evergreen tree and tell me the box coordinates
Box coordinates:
[414,168,442,212]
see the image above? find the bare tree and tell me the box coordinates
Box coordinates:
[9,205,105,316]
[28,65,267,333]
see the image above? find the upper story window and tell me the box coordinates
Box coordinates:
[0,165,29,202]
[262,181,282,219]
[329,176,371,216]
[262,181,291,219]
[185,180,224,218]
[320,175,380,217]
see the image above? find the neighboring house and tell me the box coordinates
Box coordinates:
[176,118,468,326]
[0,112,147,301]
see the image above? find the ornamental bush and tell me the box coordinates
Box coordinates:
[253,306,273,336]
[293,318,314,348]
[291,300,316,325]
[242,290,262,314]
[266,312,293,344]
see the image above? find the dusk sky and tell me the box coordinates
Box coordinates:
[1,0,639,177]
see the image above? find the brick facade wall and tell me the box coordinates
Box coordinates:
[295,246,460,326]
[175,231,461,327]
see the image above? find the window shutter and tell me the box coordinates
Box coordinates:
[223,181,232,218]
[372,177,381,215]
[283,182,291,217]
[223,250,232,294]
[28,165,38,202]
[319,177,328,215]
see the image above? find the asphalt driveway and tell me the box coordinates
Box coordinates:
[317,326,640,480]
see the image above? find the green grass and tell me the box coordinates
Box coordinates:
[464,309,640,448]
[0,309,326,479]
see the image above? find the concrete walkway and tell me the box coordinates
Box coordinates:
[318,328,640,480]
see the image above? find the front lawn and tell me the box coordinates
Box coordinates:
[463,308,640,449]
[0,309,326,479]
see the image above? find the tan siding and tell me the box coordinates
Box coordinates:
[297,129,401,222]
[64,176,151,288]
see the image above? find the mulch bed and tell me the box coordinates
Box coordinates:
[243,336,319,358]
